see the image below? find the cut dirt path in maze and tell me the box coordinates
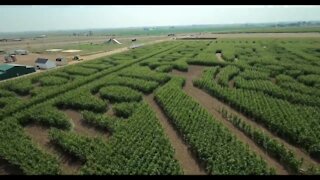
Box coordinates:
[171,65,289,174]
[143,94,206,175]
[170,65,319,171]
[24,109,111,175]
[64,109,110,140]
[0,158,23,175]
[215,53,225,62]
[24,124,82,175]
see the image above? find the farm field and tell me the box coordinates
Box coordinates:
[0,35,168,67]
[1,37,320,175]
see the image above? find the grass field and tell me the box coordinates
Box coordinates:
[0,37,320,175]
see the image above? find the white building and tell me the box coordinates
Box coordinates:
[14,49,29,55]
[35,58,56,70]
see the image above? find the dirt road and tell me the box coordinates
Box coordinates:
[0,38,170,83]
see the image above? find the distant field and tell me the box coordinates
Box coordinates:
[2,24,320,39]
[1,37,320,175]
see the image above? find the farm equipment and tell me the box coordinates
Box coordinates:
[4,54,17,63]
[73,55,83,61]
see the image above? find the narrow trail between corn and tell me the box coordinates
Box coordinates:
[170,65,290,175]
[143,94,207,175]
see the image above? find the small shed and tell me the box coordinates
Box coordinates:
[35,58,56,70]
[14,49,29,55]
[56,57,68,66]
[0,64,36,80]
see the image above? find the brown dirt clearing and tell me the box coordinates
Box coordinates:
[63,109,110,140]
[24,124,82,175]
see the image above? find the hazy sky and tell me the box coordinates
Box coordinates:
[0,5,320,32]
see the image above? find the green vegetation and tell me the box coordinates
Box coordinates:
[0,118,60,175]
[155,77,274,175]
[220,108,303,174]
[0,38,320,175]
[99,85,142,102]
[50,102,182,175]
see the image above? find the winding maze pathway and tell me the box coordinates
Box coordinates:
[1,41,319,175]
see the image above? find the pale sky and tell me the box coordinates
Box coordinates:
[0,5,320,32]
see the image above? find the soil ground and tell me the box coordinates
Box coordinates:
[170,65,289,174]
[0,158,23,175]
[144,94,206,175]
[215,53,224,62]
[170,65,319,170]
[24,124,82,175]
[63,109,110,140]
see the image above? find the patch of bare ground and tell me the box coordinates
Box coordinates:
[229,79,235,88]
[171,66,290,174]
[171,65,319,171]
[24,124,82,175]
[105,104,114,116]
[215,53,225,62]
[0,158,23,175]
[63,109,110,140]
[19,94,31,101]
[33,82,41,87]
[270,77,276,84]
[143,94,206,175]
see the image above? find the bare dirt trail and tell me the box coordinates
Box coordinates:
[24,124,82,175]
[228,79,235,88]
[79,38,169,62]
[64,109,110,140]
[171,65,319,170]
[0,158,23,175]
[0,35,168,51]
[171,65,290,174]
[215,53,225,62]
[143,94,206,175]
[68,47,129,65]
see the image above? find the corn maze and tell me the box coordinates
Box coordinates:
[0,38,320,175]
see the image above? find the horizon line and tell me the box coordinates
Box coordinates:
[1,20,320,34]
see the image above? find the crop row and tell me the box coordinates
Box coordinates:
[155,77,274,175]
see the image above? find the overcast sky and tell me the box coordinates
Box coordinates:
[0,5,320,32]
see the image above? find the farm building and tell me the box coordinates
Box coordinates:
[56,57,68,66]
[0,64,35,80]
[35,58,56,70]
[106,38,122,45]
[14,49,29,55]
